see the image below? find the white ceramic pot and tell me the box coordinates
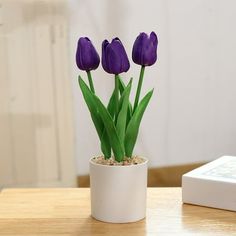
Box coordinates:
[89,157,148,223]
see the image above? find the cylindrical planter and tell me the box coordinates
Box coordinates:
[89,157,148,223]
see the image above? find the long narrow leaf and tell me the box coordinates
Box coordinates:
[92,95,125,162]
[78,76,103,137]
[107,89,116,118]
[100,89,117,159]
[118,76,133,127]
[78,76,111,158]
[118,75,126,94]
[116,82,132,149]
[124,89,154,157]
[80,77,124,161]
[100,130,111,158]
[126,103,133,128]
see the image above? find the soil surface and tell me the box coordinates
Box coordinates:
[91,156,146,166]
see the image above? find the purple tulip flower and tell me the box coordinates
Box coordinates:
[102,38,130,74]
[76,37,100,71]
[132,32,158,66]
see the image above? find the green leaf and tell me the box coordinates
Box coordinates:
[80,76,124,161]
[92,95,125,162]
[100,130,111,159]
[118,76,133,127]
[118,75,126,94]
[126,103,133,128]
[78,76,103,137]
[116,81,132,149]
[78,76,111,158]
[124,89,154,157]
[100,90,117,159]
[107,89,116,118]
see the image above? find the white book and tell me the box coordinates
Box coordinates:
[182,156,236,211]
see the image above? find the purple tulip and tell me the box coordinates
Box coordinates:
[76,37,100,71]
[132,32,158,66]
[102,38,130,74]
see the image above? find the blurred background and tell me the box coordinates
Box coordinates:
[1,0,236,188]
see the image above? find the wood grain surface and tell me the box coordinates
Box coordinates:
[0,188,235,235]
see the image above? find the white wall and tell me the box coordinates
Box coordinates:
[69,0,236,175]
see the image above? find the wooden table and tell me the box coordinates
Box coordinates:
[0,188,235,235]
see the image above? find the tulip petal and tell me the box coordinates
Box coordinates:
[132,32,158,66]
[102,38,130,74]
[76,37,100,71]
[150,31,158,45]
[132,33,147,65]
[102,40,109,72]
[106,43,121,74]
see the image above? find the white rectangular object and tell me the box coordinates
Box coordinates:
[182,156,236,211]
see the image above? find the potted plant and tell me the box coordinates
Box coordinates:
[76,32,158,223]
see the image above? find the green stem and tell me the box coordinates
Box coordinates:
[133,66,145,112]
[86,71,95,94]
[115,74,119,118]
